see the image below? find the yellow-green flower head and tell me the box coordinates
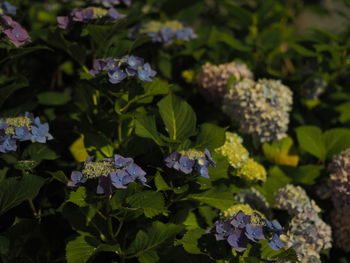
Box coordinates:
[179,148,205,160]
[4,116,32,135]
[139,21,163,34]
[81,160,115,178]
[215,132,249,168]
[222,204,254,218]
[163,20,184,30]
[236,158,267,182]
[90,7,108,18]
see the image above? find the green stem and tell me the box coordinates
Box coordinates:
[28,199,39,218]
[113,212,126,238]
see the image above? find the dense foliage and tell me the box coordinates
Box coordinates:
[1,0,350,262]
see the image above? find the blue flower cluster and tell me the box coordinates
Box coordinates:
[164,149,216,178]
[68,154,148,195]
[136,21,196,46]
[0,1,16,16]
[90,55,157,84]
[211,211,285,252]
[57,7,125,29]
[0,112,53,153]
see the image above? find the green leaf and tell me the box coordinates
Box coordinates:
[337,102,350,123]
[287,165,323,185]
[256,166,292,205]
[67,187,87,207]
[295,126,326,160]
[48,170,68,184]
[138,250,159,263]
[127,221,183,257]
[66,235,98,263]
[154,172,171,191]
[290,43,317,57]
[260,240,298,261]
[323,128,350,159]
[37,91,71,106]
[22,144,58,162]
[188,185,235,210]
[208,152,229,180]
[178,229,205,254]
[0,76,28,107]
[143,78,170,96]
[135,115,164,146]
[208,27,250,51]
[0,175,46,215]
[195,123,226,151]
[157,94,197,141]
[127,191,167,218]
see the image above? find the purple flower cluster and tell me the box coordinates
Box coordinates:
[164,149,216,178]
[0,112,53,153]
[147,26,195,46]
[0,1,16,16]
[90,55,157,84]
[57,7,125,29]
[88,0,132,7]
[135,21,196,46]
[0,15,30,47]
[211,211,285,252]
[68,154,148,195]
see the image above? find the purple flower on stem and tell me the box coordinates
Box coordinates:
[31,117,53,143]
[108,68,127,84]
[178,155,195,174]
[137,63,157,82]
[0,135,17,153]
[268,233,285,250]
[68,171,88,187]
[164,152,180,169]
[1,1,17,16]
[227,229,249,252]
[245,225,265,242]
[231,211,250,228]
[108,8,125,21]
[1,16,30,47]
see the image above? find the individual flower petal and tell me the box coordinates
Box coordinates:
[114,154,133,168]
[164,152,180,169]
[227,229,249,252]
[67,171,87,187]
[268,233,285,250]
[245,225,265,242]
[178,155,195,174]
[137,63,156,82]
[96,175,112,195]
[231,211,250,228]
[108,68,127,84]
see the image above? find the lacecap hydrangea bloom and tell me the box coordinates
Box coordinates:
[210,210,285,252]
[275,185,332,263]
[88,0,131,7]
[0,1,16,16]
[68,154,147,195]
[223,79,293,143]
[0,15,30,47]
[57,6,125,29]
[136,20,196,46]
[164,148,216,178]
[328,149,350,251]
[0,112,53,153]
[90,55,156,84]
[197,62,253,106]
[215,132,266,182]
